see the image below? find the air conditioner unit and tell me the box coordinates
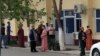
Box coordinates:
[74,4,86,14]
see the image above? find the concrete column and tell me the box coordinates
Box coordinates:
[46,0,53,24]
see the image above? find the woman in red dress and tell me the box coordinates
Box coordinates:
[86,26,92,50]
[17,24,25,47]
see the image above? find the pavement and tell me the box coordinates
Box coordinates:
[49,45,90,55]
[1,45,90,56]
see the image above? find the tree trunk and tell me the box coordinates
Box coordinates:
[53,0,65,50]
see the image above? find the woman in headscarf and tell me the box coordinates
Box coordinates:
[41,25,48,52]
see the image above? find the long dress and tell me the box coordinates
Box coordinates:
[17,28,25,47]
[86,29,92,50]
[37,26,43,45]
[41,29,48,51]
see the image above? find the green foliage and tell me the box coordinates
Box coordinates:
[0,0,46,24]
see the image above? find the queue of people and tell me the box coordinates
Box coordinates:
[29,23,56,52]
[0,21,56,53]
[0,21,93,56]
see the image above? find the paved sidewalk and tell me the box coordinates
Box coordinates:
[49,45,90,55]
[27,45,90,55]
[1,45,90,56]
[49,50,90,55]
[1,47,79,56]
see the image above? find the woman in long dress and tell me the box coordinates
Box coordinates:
[41,25,48,52]
[17,24,25,47]
[86,26,92,50]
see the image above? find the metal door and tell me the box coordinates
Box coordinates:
[65,18,74,45]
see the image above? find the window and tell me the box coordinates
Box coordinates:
[96,19,100,32]
[65,10,74,16]
[76,19,81,32]
[76,13,81,18]
[66,18,74,33]
[54,10,82,32]
[75,13,81,32]
[96,9,100,18]
[96,9,100,32]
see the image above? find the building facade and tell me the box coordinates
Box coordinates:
[47,0,100,45]
[4,0,100,46]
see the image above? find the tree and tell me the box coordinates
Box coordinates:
[0,0,46,24]
[53,0,65,50]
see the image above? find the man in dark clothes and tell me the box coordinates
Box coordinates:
[48,24,55,50]
[0,23,7,48]
[29,25,38,52]
[78,27,87,56]
[6,22,11,45]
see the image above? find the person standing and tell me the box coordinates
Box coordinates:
[17,24,25,47]
[78,27,86,56]
[29,25,38,52]
[6,22,11,45]
[86,26,92,50]
[45,23,49,31]
[36,24,43,46]
[0,23,7,48]
[41,25,48,52]
[45,23,50,48]
[48,24,55,50]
